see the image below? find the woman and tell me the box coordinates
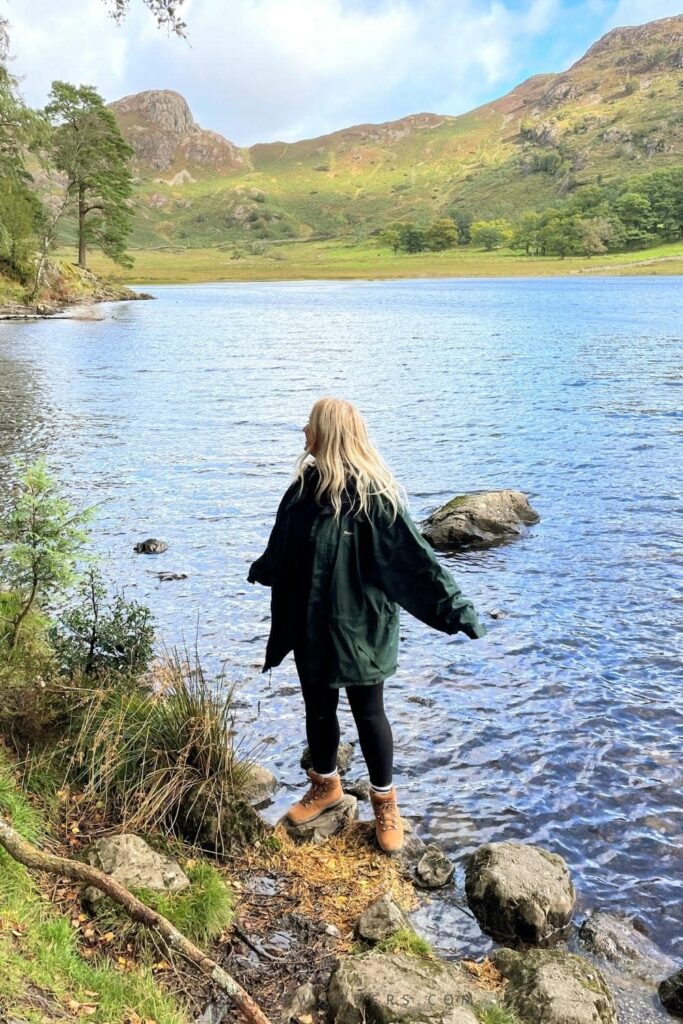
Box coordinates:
[247,397,486,856]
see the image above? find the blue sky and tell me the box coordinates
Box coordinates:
[2,0,681,146]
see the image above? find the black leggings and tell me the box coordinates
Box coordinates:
[293,649,393,787]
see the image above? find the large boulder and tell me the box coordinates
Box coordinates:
[465,841,575,944]
[493,947,617,1024]
[659,969,683,1016]
[80,834,189,909]
[421,490,540,550]
[327,950,495,1024]
[579,911,678,984]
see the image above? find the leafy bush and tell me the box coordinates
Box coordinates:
[51,569,155,678]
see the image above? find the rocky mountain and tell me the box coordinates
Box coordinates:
[108,89,245,182]
[108,15,683,247]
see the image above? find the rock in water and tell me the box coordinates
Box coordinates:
[465,841,575,944]
[80,834,189,909]
[421,489,540,550]
[414,844,455,889]
[327,950,495,1024]
[579,910,678,984]
[134,538,168,554]
[659,968,683,1015]
[493,947,617,1024]
[301,741,354,774]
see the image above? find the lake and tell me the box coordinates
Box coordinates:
[1,276,681,965]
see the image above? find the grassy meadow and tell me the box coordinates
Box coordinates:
[85,238,683,285]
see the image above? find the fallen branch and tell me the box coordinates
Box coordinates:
[0,817,272,1024]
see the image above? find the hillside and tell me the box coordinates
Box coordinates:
[109,14,683,248]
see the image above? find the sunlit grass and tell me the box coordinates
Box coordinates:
[84,238,683,285]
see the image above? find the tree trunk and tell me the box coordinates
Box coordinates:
[78,183,87,270]
[0,817,272,1024]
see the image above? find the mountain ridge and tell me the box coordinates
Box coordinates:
[105,13,683,247]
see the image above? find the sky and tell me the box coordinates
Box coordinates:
[2,0,681,147]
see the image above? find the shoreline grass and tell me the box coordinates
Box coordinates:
[82,238,683,286]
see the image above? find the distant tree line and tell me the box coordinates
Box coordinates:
[378,167,683,259]
[0,17,134,295]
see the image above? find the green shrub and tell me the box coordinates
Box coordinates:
[51,568,155,678]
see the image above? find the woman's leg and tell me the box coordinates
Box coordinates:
[345,682,393,789]
[294,647,341,775]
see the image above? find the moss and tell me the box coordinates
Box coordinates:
[374,927,434,958]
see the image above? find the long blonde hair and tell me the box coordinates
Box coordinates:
[292,397,408,523]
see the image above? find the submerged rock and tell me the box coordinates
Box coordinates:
[465,841,575,945]
[80,834,189,909]
[134,538,168,554]
[327,950,495,1024]
[421,489,540,550]
[415,844,455,889]
[659,968,683,1016]
[579,911,678,984]
[493,947,617,1024]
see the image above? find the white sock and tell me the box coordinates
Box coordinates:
[370,781,393,793]
[316,768,339,778]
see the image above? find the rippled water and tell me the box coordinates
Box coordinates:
[1,278,682,966]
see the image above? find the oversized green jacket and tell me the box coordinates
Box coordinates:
[247,471,486,686]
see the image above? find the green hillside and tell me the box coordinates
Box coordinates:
[111,14,683,249]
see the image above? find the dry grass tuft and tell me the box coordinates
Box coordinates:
[462,957,506,992]
[229,819,418,947]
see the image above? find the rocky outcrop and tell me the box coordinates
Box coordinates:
[579,911,678,984]
[80,834,189,909]
[421,490,540,550]
[109,90,245,174]
[327,951,496,1024]
[465,841,575,944]
[659,968,683,1016]
[493,947,617,1024]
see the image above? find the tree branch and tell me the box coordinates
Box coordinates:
[0,817,273,1024]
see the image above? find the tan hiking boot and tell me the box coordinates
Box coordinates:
[369,786,404,855]
[285,767,344,826]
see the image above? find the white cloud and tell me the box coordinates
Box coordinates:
[1,0,679,146]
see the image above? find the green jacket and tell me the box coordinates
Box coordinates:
[247,471,486,686]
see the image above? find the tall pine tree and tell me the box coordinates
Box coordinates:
[45,82,134,270]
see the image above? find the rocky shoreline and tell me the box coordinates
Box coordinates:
[66,740,681,1024]
[0,259,153,320]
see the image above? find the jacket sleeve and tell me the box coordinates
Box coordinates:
[366,500,487,639]
[247,482,297,587]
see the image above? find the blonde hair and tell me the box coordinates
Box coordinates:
[292,397,408,523]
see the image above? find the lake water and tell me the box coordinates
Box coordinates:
[1,277,682,968]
